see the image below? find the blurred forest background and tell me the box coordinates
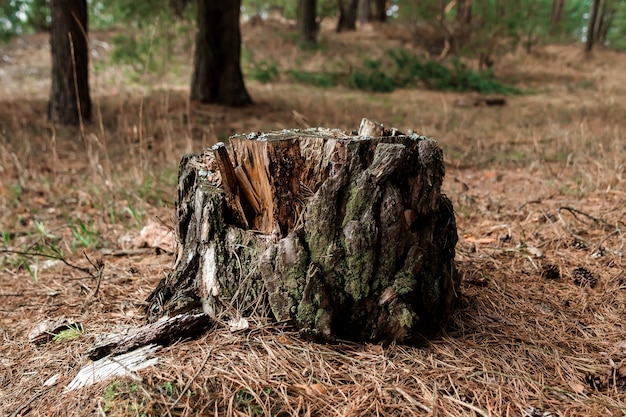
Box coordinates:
[2,0,626,102]
[3,0,626,48]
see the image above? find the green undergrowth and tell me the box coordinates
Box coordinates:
[357,49,522,94]
[249,48,521,95]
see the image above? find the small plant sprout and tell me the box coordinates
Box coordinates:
[52,323,84,343]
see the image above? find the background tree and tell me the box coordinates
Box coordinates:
[550,0,565,33]
[298,0,318,43]
[456,0,472,25]
[586,0,602,52]
[371,0,387,21]
[358,0,370,22]
[48,0,91,125]
[190,0,251,106]
[337,0,359,31]
[591,0,614,45]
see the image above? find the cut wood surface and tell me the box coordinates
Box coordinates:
[146,119,459,344]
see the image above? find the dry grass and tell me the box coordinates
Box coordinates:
[1,20,626,416]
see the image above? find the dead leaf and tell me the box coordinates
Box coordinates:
[277,335,293,345]
[568,380,585,394]
[133,220,175,253]
[482,170,498,180]
[293,383,328,395]
[526,246,543,258]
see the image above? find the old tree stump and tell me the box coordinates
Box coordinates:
[146,120,459,344]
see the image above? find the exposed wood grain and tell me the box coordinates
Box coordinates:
[87,313,212,361]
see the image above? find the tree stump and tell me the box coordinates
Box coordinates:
[146,119,459,344]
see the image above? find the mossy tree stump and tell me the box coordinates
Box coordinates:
[146,119,459,344]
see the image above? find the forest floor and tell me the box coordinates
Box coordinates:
[1,18,626,417]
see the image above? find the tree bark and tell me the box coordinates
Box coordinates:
[190,0,251,106]
[337,0,359,32]
[456,0,472,25]
[48,0,91,125]
[358,0,370,23]
[371,0,387,22]
[496,0,507,19]
[298,0,318,43]
[585,0,601,53]
[599,7,616,44]
[146,120,460,345]
[550,0,565,34]
[592,0,606,44]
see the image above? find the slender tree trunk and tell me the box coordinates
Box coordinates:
[599,8,616,44]
[298,0,317,43]
[585,0,601,52]
[371,0,387,22]
[550,0,565,33]
[190,0,251,106]
[48,0,91,125]
[496,0,507,18]
[592,0,606,44]
[456,0,472,25]
[358,0,370,23]
[337,0,359,32]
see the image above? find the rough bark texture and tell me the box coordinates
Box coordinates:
[146,121,459,345]
[48,0,91,125]
[190,0,251,106]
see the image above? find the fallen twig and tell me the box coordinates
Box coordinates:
[0,248,92,274]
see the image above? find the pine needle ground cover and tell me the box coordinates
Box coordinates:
[1,22,625,416]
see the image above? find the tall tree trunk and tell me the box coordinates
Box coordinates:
[358,0,370,23]
[298,0,317,43]
[337,0,359,32]
[550,0,565,33]
[592,0,606,44]
[48,0,91,125]
[496,0,507,18]
[456,0,472,25]
[599,7,616,44]
[371,0,387,22]
[585,0,601,52]
[190,0,251,106]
